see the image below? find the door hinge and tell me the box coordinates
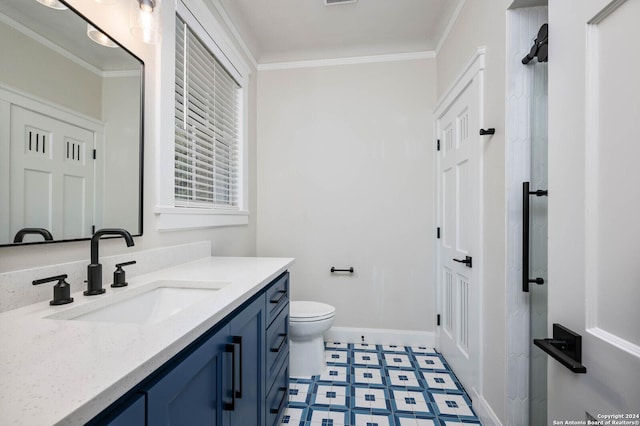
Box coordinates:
[436,227,441,239]
[92,149,96,160]
[437,314,441,326]
[436,139,441,151]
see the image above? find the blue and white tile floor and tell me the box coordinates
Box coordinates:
[282,343,482,426]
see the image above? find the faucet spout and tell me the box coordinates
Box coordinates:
[85,228,135,296]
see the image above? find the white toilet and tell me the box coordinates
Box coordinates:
[289,301,336,377]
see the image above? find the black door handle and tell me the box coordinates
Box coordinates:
[453,256,472,268]
[522,182,547,292]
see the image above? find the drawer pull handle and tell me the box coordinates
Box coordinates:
[223,343,236,411]
[270,333,287,353]
[270,386,288,414]
[269,290,287,304]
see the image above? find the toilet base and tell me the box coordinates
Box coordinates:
[289,335,326,377]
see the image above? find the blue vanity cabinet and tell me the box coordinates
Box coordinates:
[91,272,289,426]
[102,394,145,425]
[227,295,266,426]
[145,294,265,426]
[145,323,231,425]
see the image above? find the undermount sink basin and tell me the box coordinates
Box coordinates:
[47,280,230,325]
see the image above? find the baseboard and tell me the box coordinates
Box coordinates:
[324,326,435,348]
[471,388,503,426]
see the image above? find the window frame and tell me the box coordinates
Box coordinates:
[155,0,250,230]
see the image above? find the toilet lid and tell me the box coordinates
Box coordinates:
[290,301,335,322]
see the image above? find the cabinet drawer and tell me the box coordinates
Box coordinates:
[265,272,289,326]
[266,357,289,426]
[266,302,289,387]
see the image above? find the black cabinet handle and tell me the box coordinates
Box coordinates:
[223,343,236,411]
[269,290,287,304]
[453,256,472,268]
[522,182,547,292]
[270,333,287,353]
[232,336,243,399]
[270,387,288,414]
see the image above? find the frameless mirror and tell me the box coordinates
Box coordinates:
[0,0,143,246]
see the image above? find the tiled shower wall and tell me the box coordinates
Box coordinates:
[505,6,548,425]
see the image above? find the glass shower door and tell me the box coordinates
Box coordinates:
[529,62,548,425]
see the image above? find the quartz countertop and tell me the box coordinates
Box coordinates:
[0,256,294,426]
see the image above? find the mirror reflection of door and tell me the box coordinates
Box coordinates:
[10,106,96,243]
[0,0,143,246]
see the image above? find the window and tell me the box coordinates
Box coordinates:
[174,15,240,210]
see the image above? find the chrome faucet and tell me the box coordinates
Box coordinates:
[13,228,53,243]
[85,228,134,296]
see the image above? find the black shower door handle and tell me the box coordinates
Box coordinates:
[522,182,547,292]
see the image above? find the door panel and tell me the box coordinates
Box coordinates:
[548,0,640,420]
[436,75,481,397]
[10,106,94,241]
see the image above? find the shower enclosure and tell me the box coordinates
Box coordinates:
[506,6,549,424]
[528,60,548,426]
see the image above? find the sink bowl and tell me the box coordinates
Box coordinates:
[48,280,230,325]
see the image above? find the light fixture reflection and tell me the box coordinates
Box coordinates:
[87,24,118,48]
[35,0,68,10]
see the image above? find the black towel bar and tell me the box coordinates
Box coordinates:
[331,267,354,273]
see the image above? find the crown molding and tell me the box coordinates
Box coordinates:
[435,0,468,55]
[257,50,436,71]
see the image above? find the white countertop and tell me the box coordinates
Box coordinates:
[0,256,294,426]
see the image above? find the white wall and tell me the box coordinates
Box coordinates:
[436,0,511,423]
[0,21,102,119]
[101,75,141,232]
[256,59,436,332]
[0,0,258,304]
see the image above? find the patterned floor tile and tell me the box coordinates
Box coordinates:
[282,342,482,426]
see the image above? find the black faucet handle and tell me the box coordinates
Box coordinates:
[33,274,74,305]
[112,261,137,288]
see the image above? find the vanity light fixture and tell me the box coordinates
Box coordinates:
[35,0,68,10]
[130,0,161,44]
[87,24,118,48]
[138,0,156,12]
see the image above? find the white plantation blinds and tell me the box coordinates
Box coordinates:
[175,15,240,209]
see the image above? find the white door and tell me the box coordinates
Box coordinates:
[547,0,640,420]
[10,106,95,242]
[436,74,482,398]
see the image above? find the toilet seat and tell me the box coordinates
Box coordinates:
[290,301,335,322]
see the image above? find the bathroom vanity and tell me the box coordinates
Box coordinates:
[0,257,293,426]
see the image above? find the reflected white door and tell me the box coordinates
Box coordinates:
[10,106,94,242]
[436,74,481,398]
[547,0,640,420]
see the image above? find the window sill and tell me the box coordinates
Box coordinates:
[154,206,249,230]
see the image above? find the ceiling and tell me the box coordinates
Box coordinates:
[0,0,140,72]
[217,0,464,64]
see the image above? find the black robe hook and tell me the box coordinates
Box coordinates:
[522,23,548,65]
